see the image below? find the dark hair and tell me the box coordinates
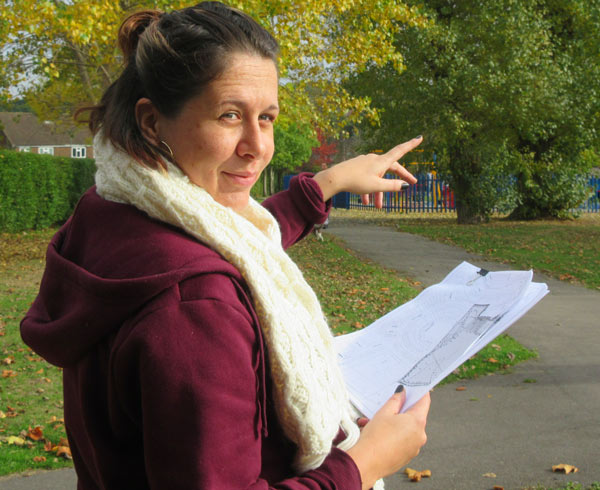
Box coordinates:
[77,1,279,169]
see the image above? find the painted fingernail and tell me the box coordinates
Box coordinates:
[401,183,410,189]
[415,135,423,139]
[395,385,405,393]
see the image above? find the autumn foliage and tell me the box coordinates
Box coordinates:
[0,0,426,134]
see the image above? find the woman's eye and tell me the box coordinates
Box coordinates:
[260,114,276,122]
[220,112,239,120]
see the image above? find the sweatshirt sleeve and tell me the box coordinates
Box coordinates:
[112,273,361,490]
[262,173,331,249]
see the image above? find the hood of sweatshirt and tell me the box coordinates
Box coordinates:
[21,187,239,368]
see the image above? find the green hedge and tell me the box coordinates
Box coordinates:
[0,150,96,232]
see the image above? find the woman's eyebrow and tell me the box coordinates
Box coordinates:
[218,99,279,111]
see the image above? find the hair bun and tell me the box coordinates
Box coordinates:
[118,10,163,60]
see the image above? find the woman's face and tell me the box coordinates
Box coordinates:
[157,53,279,212]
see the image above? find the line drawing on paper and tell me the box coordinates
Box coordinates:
[398,304,502,387]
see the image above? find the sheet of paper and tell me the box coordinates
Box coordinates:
[335,261,549,418]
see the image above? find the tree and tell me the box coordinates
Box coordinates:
[0,0,425,135]
[271,123,317,172]
[507,0,600,219]
[251,122,317,197]
[348,0,600,223]
[0,98,32,112]
[0,0,125,126]
[312,128,338,168]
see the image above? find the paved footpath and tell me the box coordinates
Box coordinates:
[1,221,598,490]
[327,221,600,490]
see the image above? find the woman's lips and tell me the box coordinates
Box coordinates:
[222,171,258,186]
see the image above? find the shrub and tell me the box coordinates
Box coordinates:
[0,150,95,232]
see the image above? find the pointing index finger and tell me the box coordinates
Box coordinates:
[384,135,424,163]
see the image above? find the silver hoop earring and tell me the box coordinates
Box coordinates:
[160,140,174,160]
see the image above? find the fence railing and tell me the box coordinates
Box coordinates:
[283,174,600,213]
[585,176,600,212]
[332,177,457,213]
[331,175,600,213]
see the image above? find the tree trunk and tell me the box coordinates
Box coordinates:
[263,171,268,198]
[68,42,96,102]
[455,196,485,224]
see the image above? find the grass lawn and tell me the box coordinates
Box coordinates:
[0,224,536,476]
[0,228,72,475]
[331,209,600,290]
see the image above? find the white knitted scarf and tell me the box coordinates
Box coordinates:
[94,133,379,482]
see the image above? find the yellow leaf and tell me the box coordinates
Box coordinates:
[404,467,432,482]
[7,436,25,446]
[552,464,579,474]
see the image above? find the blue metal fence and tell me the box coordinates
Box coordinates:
[334,176,456,213]
[333,175,600,214]
[284,174,600,213]
[584,176,600,212]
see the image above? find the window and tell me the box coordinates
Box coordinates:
[19,147,31,152]
[71,146,86,158]
[38,146,54,155]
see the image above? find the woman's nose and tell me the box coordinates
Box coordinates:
[237,122,266,160]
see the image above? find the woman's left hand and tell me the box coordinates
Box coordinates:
[313,136,422,208]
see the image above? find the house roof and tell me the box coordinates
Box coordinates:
[0,112,92,148]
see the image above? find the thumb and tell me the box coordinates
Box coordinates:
[380,385,407,415]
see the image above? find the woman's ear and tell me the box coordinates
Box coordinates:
[135,98,161,145]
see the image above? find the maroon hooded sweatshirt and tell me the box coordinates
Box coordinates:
[21,174,362,490]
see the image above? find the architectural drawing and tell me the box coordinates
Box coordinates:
[398,304,501,386]
[334,262,549,417]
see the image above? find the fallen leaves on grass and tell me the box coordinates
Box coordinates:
[404,468,431,482]
[552,463,578,474]
[3,406,18,418]
[48,437,72,459]
[41,437,73,460]
[2,369,17,378]
[33,456,47,463]
[5,435,26,446]
[27,426,44,441]
[0,425,72,460]
[558,273,576,282]
[455,386,467,391]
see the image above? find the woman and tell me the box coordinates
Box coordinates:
[21,2,429,489]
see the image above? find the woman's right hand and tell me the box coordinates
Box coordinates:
[346,390,430,490]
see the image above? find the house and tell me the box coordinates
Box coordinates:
[0,112,93,159]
